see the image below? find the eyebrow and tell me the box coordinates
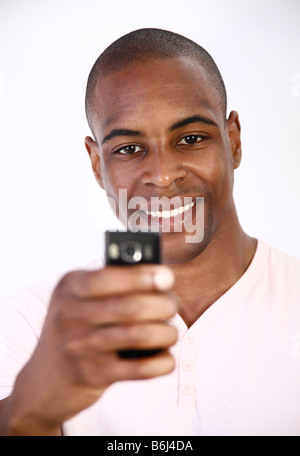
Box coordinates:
[101,114,218,145]
[101,129,143,145]
[169,115,219,131]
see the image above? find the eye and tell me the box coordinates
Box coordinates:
[113,144,144,155]
[178,135,204,145]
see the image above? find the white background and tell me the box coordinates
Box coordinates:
[0,0,299,297]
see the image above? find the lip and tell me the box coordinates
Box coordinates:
[134,195,199,211]
[144,200,196,218]
[127,196,202,233]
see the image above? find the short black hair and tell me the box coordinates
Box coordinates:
[85,28,227,136]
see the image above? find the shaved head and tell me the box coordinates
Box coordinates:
[85,28,227,137]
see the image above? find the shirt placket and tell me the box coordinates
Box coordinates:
[178,330,198,408]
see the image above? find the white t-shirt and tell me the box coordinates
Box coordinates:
[1,240,300,436]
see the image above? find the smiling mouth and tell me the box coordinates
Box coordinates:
[144,200,196,219]
[123,195,204,242]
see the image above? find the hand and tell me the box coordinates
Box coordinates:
[8,265,177,434]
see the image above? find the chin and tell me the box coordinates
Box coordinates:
[160,231,212,264]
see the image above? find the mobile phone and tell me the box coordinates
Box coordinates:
[105,231,162,359]
[105,231,160,265]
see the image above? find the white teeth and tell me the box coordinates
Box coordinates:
[145,201,195,218]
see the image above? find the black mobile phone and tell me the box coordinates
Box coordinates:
[105,231,161,359]
[105,231,160,265]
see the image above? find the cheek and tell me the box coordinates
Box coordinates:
[214,159,233,200]
[193,155,233,245]
[100,161,135,207]
[197,151,231,188]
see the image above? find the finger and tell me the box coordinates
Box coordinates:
[65,322,178,356]
[72,350,176,389]
[56,265,175,299]
[118,350,176,380]
[64,293,178,327]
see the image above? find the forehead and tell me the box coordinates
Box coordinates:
[92,57,221,136]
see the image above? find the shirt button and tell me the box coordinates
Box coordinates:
[182,361,193,371]
[182,384,193,395]
[183,333,194,344]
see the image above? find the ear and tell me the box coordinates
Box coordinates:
[84,136,104,189]
[226,111,242,169]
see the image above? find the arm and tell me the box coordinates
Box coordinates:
[0,265,177,436]
[0,397,61,436]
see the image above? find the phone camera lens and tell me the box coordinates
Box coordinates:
[120,241,142,263]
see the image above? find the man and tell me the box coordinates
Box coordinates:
[0,28,300,436]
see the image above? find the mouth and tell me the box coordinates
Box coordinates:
[126,197,203,235]
[144,200,196,219]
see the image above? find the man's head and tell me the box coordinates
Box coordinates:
[85,28,227,139]
[84,28,241,263]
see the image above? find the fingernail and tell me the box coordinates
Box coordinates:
[153,267,175,290]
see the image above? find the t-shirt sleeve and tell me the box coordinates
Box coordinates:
[0,259,104,401]
[0,280,56,400]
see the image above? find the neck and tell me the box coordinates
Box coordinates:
[169,203,257,327]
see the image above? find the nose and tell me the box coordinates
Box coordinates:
[141,146,187,188]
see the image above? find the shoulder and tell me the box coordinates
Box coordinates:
[0,257,104,331]
[257,239,300,299]
[262,240,300,275]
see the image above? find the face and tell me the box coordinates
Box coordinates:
[85,57,241,263]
